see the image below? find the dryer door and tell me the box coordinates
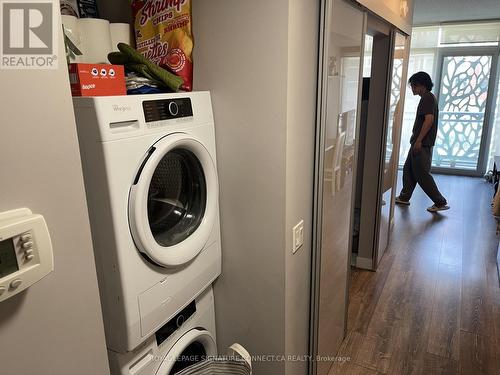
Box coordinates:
[129,133,218,267]
[156,328,217,374]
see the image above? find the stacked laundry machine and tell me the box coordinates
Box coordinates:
[73,92,221,375]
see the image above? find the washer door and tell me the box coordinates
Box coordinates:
[129,133,218,267]
[156,329,217,374]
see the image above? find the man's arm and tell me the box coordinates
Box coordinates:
[413,114,434,154]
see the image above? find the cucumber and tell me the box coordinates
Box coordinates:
[107,51,128,65]
[127,63,161,84]
[117,43,183,92]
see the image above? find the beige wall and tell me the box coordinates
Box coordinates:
[0,7,109,375]
[285,1,319,375]
[193,1,318,374]
[356,0,415,34]
[193,1,289,374]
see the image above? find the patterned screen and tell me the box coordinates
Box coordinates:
[433,55,492,169]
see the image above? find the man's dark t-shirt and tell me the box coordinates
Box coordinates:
[410,91,439,146]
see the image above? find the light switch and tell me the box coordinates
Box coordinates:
[292,220,304,254]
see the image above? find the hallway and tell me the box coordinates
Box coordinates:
[330,174,500,374]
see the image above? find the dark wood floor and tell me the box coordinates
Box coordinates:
[329,174,500,375]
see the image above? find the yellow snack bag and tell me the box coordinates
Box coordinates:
[132,0,193,91]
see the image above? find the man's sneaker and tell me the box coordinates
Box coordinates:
[427,204,450,212]
[395,196,410,205]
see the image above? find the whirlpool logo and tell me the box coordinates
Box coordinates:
[1,0,58,69]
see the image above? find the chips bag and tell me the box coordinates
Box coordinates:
[132,0,193,91]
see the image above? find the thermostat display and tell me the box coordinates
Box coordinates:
[0,238,18,278]
[0,208,53,302]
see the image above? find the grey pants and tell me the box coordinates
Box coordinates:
[399,146,447,206]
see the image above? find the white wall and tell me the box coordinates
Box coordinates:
[0,7,109,375]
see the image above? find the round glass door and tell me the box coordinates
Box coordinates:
[148,148,207,247]
[156,329,217,374]
[129,134,218,267]
[169,341,207,374]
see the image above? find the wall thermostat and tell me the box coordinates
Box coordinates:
[0,208,54,302]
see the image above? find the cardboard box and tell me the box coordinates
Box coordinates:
[69,63,126,97]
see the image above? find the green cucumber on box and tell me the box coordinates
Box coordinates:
[108,43,184,92]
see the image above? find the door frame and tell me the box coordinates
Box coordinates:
[357,16,395,271]
[388,32,411,229]
[432,46,500,176]
[308,0,330,370]
[374,29,412,268]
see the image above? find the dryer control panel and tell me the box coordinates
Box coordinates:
[0,208,54,302]
[143,98,193,123]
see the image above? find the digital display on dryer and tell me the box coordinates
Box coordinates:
[143,98,193,122]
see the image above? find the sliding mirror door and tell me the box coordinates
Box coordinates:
[311,0,365,374]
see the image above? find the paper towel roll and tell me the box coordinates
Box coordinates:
[61,15,78,33]
[61,15,81,62]
[78,18,112,64]
[110,23,133,52]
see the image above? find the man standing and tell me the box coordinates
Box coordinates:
[395,71,449,212]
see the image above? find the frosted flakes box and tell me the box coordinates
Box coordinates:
[132,0,193,91]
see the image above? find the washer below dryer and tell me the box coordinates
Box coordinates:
[109,286,217,375]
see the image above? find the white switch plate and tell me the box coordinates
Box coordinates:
[292,220,304,254]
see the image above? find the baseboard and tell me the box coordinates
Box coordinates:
[356,256,373,270]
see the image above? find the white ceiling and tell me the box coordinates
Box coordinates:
[413,0,500,25]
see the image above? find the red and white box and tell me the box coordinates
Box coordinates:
[69,63,126,97]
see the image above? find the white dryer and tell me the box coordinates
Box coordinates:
[73,92,221,353]
[108,286,217,375]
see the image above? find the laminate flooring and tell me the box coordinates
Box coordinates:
[329,175,500,375]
